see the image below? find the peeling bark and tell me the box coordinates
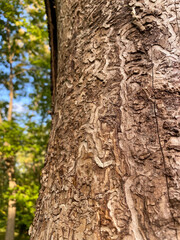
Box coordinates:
[30,0,180,239]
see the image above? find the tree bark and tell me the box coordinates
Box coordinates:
[30,0,180,239]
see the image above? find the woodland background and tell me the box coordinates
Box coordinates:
[0,0,50,239]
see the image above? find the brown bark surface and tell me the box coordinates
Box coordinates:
[30,0,180,239]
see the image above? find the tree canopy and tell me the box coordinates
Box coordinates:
[0,0,51,239]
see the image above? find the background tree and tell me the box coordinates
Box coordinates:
[30,0,180,239]
[0,0,50,239]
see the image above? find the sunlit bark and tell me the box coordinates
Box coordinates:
[30,0,180,239]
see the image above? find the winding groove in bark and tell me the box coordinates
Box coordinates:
[151,47,179,240]
[30,0,180,239]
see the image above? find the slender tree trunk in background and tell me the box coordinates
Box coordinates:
[7,65,13,122]
[5,83,16,240]
[30,0,180,239]
[7,25,14,123]
[5,161,16,240]
[5,28,16,240]
[0,111,2,124]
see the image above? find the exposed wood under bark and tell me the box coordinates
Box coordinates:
[30,0,180,239]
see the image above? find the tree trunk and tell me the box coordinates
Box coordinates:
[5,29,16,240]
[30,0,180,239]
[5,163,16,240]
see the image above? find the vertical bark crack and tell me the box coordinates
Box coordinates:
[151,47,178,240]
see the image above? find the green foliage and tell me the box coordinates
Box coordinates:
[0,0,29,93]
[0,121,50,237]
[0,0,51,120]
[0,121,24,158]
[15,182,39,235]
[0,0,51,239]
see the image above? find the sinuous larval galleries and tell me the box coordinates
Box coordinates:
[30,0,180,239]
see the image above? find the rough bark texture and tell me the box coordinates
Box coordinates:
[30,0,180,239]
